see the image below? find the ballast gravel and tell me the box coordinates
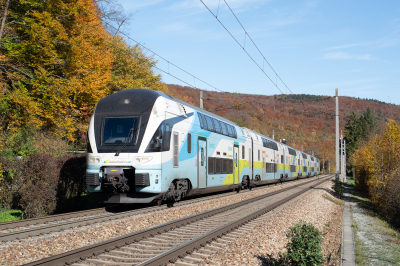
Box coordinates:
[197,180,343,266]
[0,176,327,266]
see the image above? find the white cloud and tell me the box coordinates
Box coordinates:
[324,43,362,51]
[322,52,377,61]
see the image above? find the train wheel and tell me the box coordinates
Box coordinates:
[157,199,162,206]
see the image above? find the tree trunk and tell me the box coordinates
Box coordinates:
[0,0,11,43]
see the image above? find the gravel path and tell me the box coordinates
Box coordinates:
[352,204,400,265]
[0,178,319,266]
[192,180,343,266]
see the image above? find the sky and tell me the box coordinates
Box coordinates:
[114,0,400,104]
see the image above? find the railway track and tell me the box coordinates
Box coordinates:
[0,175,324,243]
[25,174,332,266]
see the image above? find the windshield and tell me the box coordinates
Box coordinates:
[102,117,139,145]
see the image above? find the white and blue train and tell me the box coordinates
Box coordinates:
[85,89,320,204]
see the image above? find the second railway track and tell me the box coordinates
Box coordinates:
[25,174,333,266]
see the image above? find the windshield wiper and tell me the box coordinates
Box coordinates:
[115,128,135,156]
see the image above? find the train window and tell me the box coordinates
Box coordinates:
[221,123,228,135]
[208,157,215,174]
[231,125,237,138]
[258,150,260,161]
[102,117,139,145]
[187,133,191,153]
[198,113,204,128]
[298,159,300,165]
[200,114,207,129]
[281,155,284,164]
[242,146,245,159]
[226,124,233,137]
[215,158,222,174]
[217,151,220,155]
[235,153,238,167]
[173,132,179,167]
[215,119,222,133]
[223,159,228,173]
[205,116,214,131]
[223,152,227,156]
[214,119,222,134]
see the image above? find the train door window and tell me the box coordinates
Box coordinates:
[249,148,251,168]
[258,150,260,161]
[235,153,238,167]
[242,146,245,159]
[221,123,228,135]
[187,133,191,153]
[201,148,204,166]
[215,158,222,174]
[281,155,284,164]
[173,132,179,167]
[208,157,215,174]
[205,116,215,131]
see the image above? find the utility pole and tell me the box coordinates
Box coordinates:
[272,130,274,140]
[344,140,347,182]
[341,131,344,182]
[329,159,330,174]
[335,88,340,180]
[200,91,203,109]
[323,157,325,174]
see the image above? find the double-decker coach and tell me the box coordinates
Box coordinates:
[85,89,319,205]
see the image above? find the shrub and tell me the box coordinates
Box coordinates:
[55,153,87,212]
[0,152,87,218]
[283,221,324,266]
[19,154,59,218]
[0,157,25,209]
[332,179,345,199]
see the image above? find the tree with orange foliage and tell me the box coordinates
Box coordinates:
[353,119,400,226]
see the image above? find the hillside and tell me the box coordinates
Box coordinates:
[167,84,400,171]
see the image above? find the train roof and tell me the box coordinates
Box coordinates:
[158,91,238,126]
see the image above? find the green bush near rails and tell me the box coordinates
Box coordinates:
[265,221,324,266]
[283,221,324,266]
[332,179,345,199]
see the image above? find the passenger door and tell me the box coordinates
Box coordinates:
[234,145,239,184]
[198,137,207,188]
[262,151,266,180]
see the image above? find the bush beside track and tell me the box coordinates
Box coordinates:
[0,153,87,219]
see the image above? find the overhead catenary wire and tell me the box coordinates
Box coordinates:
[104,22,226,94]
[223,0,293,94]
[200,0,290,94]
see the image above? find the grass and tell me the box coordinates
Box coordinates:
[0,209,23,223]
[322,194,344,206]
[351,212,365,265]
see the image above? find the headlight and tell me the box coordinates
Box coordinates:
[89,157,101,165]
[134,157,153,165]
